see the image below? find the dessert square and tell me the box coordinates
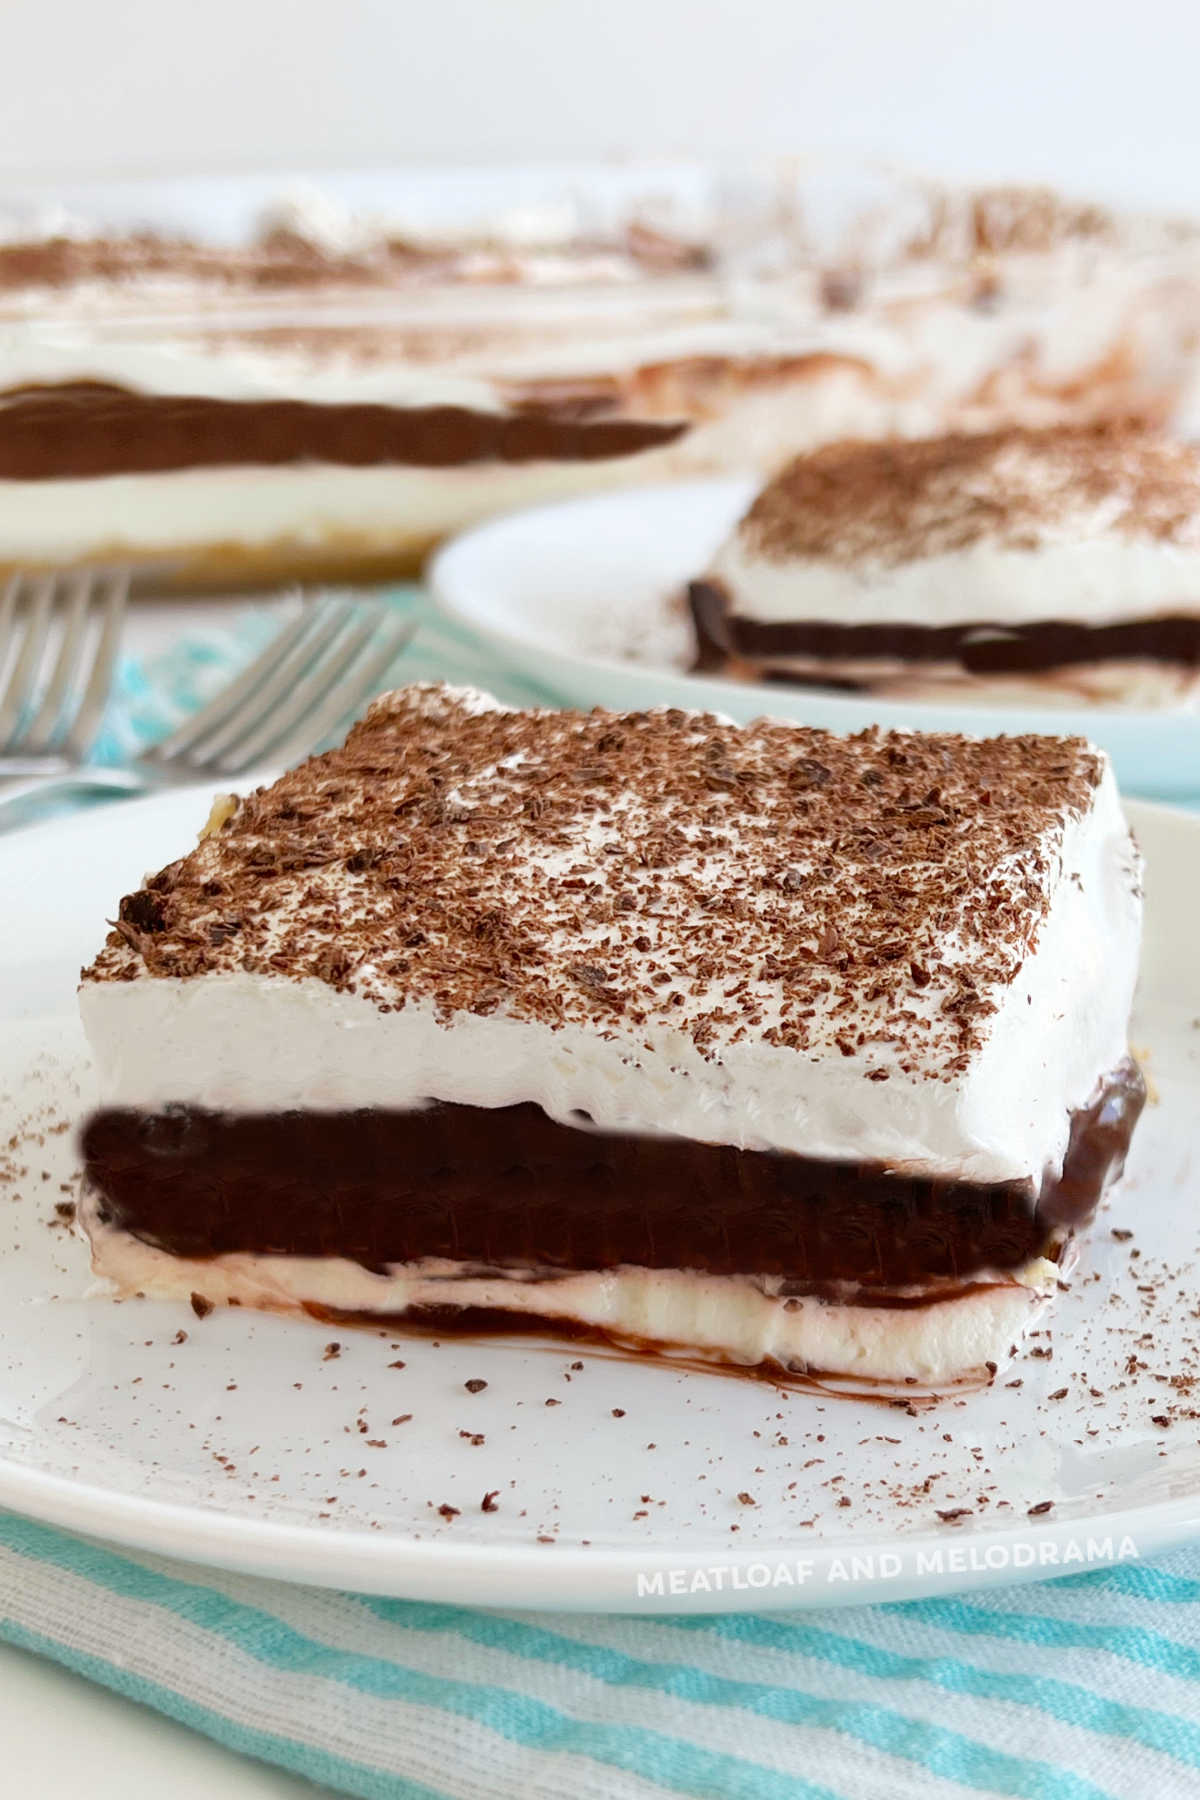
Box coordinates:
[690,422,1200,707]
[78,685,1144,1392]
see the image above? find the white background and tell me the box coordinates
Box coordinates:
[0,0,1195,212]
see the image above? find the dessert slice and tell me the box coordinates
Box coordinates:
[78,685,1144,1393]
[690,421,1200,707]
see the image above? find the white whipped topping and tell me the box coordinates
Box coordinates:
[0,190,1193,413]
[79,757,1141,1186]
[0,251,1173,401]
[710,534,1200,630]
[0,331,509,410]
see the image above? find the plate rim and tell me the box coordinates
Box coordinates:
[1,790,1198,1612]
[4,1447,1200,1613]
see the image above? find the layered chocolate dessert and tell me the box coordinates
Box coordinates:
[7,170,1200,584]
[78,685,1144,1392]
[690,421,1200,707]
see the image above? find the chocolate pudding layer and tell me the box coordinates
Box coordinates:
[0,381,687,479]
[81,1057,1144,1293]
[689,581,1200,677]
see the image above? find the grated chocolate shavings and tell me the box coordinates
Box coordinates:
[734,420,1200,567]
[82,684,1108,1085]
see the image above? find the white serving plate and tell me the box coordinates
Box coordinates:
[0,789,1197,1613]
[430,477,1200,801]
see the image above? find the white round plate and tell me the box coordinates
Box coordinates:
[430,477,1200,801]
[1,789,1199,1613]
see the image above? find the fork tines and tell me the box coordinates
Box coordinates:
[142,596,417,779]
[0,567,129,765]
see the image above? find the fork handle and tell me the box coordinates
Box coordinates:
[0,765,149,822]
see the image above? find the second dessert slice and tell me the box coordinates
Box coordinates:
[690,421,1200,706]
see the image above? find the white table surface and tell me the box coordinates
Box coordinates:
[0,1641,335,1797]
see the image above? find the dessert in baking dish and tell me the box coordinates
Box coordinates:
[6,174,1200,584]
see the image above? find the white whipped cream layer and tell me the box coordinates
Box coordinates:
[0,455,680,565]
[0,226,1187,403]
[709,535,1200,631]
[79,759,1141,1186]
[80,1193,1057,1392]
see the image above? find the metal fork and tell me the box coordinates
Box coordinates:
[0,566,129,777]
[0,592,416,825]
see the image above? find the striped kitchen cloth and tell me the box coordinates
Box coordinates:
[91,583,562,766]
[5,586,1200,1800]
[5,1512,1200,1800]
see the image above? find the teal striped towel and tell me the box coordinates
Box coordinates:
[91,586,563,767]
[6,1514,1200,1800]
[6,590,1200,1800]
